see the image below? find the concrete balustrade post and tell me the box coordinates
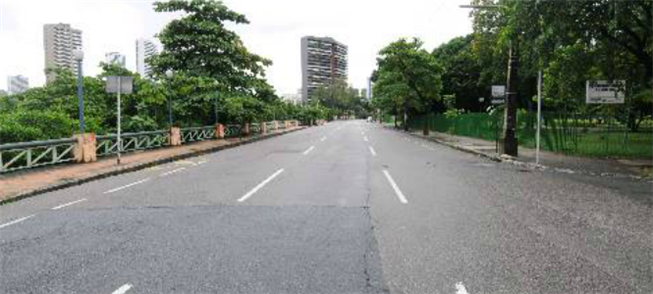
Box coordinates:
[274,121,279,130]
[261,122,267,134]
[169,127,182,146]
[73,133,97,163]
[243,123,250,136]
[215,124,225,139]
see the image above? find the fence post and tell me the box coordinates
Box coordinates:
[215,124,225,139]
[73,133,97,163]
[170,127,182,146]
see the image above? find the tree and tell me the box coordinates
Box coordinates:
[150,0,272,96]
[313,79,368,118]
[372,38,443,133]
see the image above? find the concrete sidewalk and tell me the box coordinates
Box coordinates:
[393,126,652,180]
[0,127,305,204]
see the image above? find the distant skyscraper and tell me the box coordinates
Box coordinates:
[7,75,29,94]
[105,52,126,68]
[43,23,82,83]
[301,36,348,103]
[136,38,158,78]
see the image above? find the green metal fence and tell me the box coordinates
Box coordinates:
[407,112,652,158]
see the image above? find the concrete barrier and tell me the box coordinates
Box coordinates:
[74,133,97,163]
[170,127,182,146]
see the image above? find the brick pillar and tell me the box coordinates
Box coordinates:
[170,127,182,146]
[284,120,290,129]
[261,122,267,134]
[215,124,225,139]
[274,121,279,130]
[243,123,250,136]
[73,133,97,163]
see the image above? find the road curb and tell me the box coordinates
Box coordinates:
[387,126,502,162]
[0,127,306,206]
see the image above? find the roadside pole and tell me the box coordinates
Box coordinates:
[106,76,133,166]
[536,70,542,165]
[117,77,122,165]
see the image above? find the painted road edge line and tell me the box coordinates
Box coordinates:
[51,198,87,210]
[104,178,150,194]
[0,215,35,229]
[382,170,408,204]
[160,167,186,177]
[303,146,315,155]
[238,168,285,202]
[111,283,133,294]
[455,282,470,294]
[369,146,377,156]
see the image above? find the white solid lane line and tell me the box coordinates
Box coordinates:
[238,168,285,202]
[197,160,208,165]
[382,170,408,204]
[369,146,377,156]
[51,198,87,210]
[111,283,133,294]
[0,215,35,229]
[363,136,369,142]
[160,167,186,177]
[303,146,315,155]
[455,282,470,294]
[320,136,327,142]
[104,178,151,194]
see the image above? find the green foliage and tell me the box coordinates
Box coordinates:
[0,110,76,143]
[313,79,369,118]
[372,38,443,129]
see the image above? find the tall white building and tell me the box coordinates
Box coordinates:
[136,38,158,78]
[43,23,82,83]
[7,75,29,94]
[301,36,348,103]
[105,52,126,68]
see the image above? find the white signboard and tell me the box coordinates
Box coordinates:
[491,85,505,104]
[586,80,625,104]
[491,85,506,98]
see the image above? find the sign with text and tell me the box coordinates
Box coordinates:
[106,76,133,94]
[586,80,625,104]
[491,85,505,104]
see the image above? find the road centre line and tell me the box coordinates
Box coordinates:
[364,136,369,142]
[369,146,377,156]
[104,178,150,194]
[160,167,186,177]
[303,145,315,155]
[382,170,408,204]
[238,168,285,202]
[111,283,133,294]
[320,136,327,142]
[0,215,35,229]
[51,198,87,210]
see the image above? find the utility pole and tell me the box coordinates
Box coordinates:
[500,41,519,156]
[461,3,519,156]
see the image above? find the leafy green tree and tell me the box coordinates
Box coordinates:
[150,0,272,97]
[372,38,443,133]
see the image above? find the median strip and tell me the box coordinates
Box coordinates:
[104,178,150,194]
[0,215,35,229]
[238,168,285,202]
[51,198,87,210]
[382,170,408,204]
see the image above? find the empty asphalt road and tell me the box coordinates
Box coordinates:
[1,120,652,294]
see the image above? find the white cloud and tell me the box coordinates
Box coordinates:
[0,0,472,94]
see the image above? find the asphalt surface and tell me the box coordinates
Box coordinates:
[1,120,651,294]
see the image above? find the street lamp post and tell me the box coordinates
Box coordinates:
[165,70,174,127]
[460,4,519,156]
[73,49,85,134]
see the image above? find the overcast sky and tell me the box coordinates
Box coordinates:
[0,0,473,95]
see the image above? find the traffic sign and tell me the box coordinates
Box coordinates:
[586,80,625,104]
